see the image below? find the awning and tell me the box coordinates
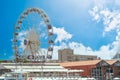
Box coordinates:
[12,69,84,73]
[0,64,6,69]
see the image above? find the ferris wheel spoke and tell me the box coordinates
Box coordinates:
[13,8,54,63]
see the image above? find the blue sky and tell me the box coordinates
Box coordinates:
[0,0,120,60]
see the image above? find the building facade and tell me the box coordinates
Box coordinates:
[58,48,74,62]
[58,48,98,62]
[106,60,120,78]
[0,63,83,79]
[74,55,98,61]
[60,60,120,80]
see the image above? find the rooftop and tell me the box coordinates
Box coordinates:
[60,60,101,67]
[106,60,118,65]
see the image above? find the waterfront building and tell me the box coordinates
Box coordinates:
[0,62,83,80]
[60,60,120,80]
[58,48,98,62]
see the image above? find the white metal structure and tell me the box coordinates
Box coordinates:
[13,8,54,63]
[1,63,84,80]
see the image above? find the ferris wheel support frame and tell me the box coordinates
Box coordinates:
[13,8,54,63]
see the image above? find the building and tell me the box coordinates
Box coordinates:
[60,60,120,80]
[74,55,98,61]
[0,64,11,76]
[0,63,83,79]
[106,60,120,78]
[58,48,74,62]
[58,48,98,62]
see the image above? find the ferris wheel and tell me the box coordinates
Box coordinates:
[12,8,54,63]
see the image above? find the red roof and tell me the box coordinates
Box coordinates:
[106,60,118,65]
[60,60,102,67]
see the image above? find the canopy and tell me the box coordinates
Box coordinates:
[0,64,6,69]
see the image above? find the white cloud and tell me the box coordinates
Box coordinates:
[68,41,114,59]
[15,7,120,60]
[43,1,120,60]
[53,27,72,43]
[51,25,118,59]
[48,1,120,60]
[69,42,90,55]
[89,6,100,22]
[17,25,117,59]
[88,2,120,59]
[52,46,61,59]
[17,26,73,59]
[103,11,120,32]
[52,41,116,59]
[18,31,27,50]
[89,6,120,34]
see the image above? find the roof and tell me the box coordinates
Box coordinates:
[13,69,83,73]
[60,60,102,67]
[4,65,64,68]
[1,63,83,73]
[106,60,118,65]
[0,64,6,69]
[2,63,63,69]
